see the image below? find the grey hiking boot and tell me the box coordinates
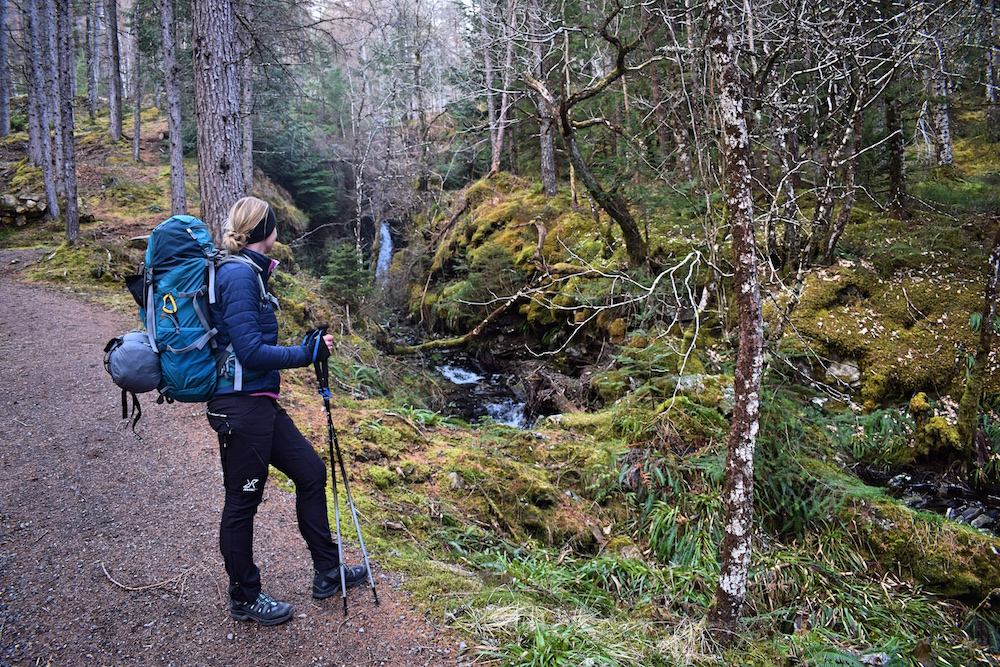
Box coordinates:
[312,564,368,599]
[229,592,293,626]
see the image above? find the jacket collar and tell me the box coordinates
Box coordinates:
[240,248,279,278]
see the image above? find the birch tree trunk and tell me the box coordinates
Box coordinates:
[0,0,10,136]
[56,0,79,244]
[931,40,953,168]
[704,0,764,636]
[160,0,186,214]
[26,0,60,219]
[192,0,246,237]
[106,0,123,141]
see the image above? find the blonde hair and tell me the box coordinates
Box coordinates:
[222,197,270,253]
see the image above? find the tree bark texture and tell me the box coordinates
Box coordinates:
[240,0,254,192]
[25,47,43,167]
[823,110,863,264]
[45,0,64,193]
[132,2,141,164]
[529,0,556,197]
[642,8,671,163]
[0,0,10,136]
[192,0,246,238]
[931,42,953,168]
[480,0,499,169]
[56,0,79,244]
[26,0,60,219]
[989,32,1000,142]
[160,0,186,214]
[87,0,100,119]
[106,0,123,141]
[704,0,764,636]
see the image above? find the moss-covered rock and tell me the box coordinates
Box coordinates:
[853,498,1000,600]
[908,392,966,459]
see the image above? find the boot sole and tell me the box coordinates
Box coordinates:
[229,607,294,626]
[312,577,366,600]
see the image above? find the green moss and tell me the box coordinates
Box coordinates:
[10,158,44,192]
[853,499,1000,600]
[789,261,981,408]
[367,465,401,490]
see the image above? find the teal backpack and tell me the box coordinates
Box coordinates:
[106,215,268,426]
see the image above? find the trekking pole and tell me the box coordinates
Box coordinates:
[316,356,348,615]
[312,335,380,612]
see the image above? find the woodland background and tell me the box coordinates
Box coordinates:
[4,0,1000,664]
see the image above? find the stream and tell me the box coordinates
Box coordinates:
[855,463,1000,536]
[435,356,530,428]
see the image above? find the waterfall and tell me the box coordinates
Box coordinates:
[375,221,393,280]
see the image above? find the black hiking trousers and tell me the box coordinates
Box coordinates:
[206,394,339,603]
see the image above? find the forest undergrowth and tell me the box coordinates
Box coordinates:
[3,108,1000,666]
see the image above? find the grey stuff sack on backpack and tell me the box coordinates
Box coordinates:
[104,330,161,431]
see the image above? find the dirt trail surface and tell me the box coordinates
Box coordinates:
[0,250,463,666]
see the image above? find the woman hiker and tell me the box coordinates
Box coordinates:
[205,196,367,625]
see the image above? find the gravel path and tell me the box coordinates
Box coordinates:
[0,249,462,667]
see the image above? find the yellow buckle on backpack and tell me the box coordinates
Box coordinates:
[162,294,177,314]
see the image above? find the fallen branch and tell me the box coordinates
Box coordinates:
[100,562,193,593]
[394,282,535,355]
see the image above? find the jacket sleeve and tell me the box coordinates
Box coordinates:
[216,265,312,371]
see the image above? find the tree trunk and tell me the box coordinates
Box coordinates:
[132,1,141,164]
[563,128,647,266]
[704,0,764,636]
[25,46,43,166]
[886,81,906,217]
[26,0,59,220]
[530,0,556,196]
[642,8,670,162]
[160,0,186,215]
[414,45,430,191]
[240,1,254,192]
[87,0,100,119]
[989,31,1000,142]
[106,0,123,141]
[931,41,953,168]
[45,0,64,194]
[0,0,10,136]
[823,111,863,265]
[56,0,79,244]
[488,0,516,175]
[480,0,499,170]
[192,0,246,237]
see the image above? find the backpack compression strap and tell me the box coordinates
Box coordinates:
[120,389,143,438]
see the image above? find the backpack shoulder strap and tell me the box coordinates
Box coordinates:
[213,253,278,310]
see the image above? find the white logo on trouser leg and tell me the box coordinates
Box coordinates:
[243,478,259,492]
